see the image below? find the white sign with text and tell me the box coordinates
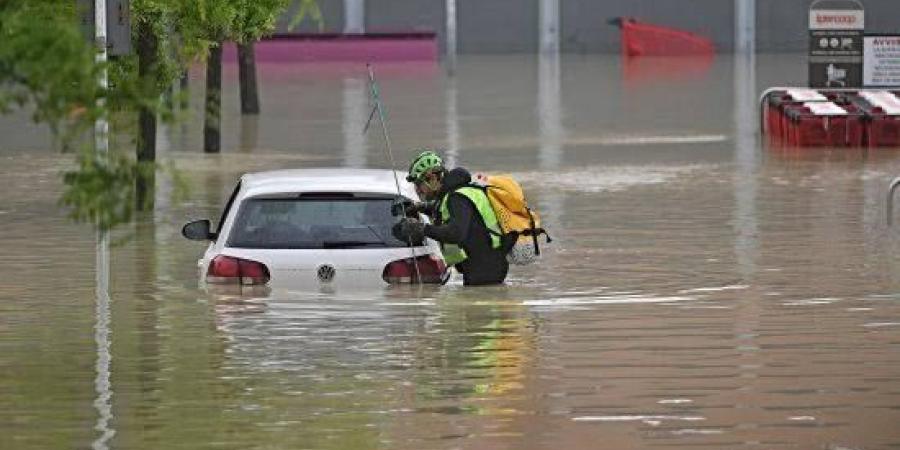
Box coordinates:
[864,36,900,87]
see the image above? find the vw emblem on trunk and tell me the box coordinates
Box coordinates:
[316,264,336,283]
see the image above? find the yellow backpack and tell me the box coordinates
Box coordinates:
[474,173,552,265]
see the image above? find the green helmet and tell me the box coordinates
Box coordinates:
[406,150,444,182]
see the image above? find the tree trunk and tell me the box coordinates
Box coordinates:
[204,44,223,153]
[136,19,158,210]
[238,42,260,115]
[179,69,189,110]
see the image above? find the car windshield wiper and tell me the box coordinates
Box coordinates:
[322,240,388,249]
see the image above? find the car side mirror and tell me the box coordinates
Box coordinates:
[182,219,216,241]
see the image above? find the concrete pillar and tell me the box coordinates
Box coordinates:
[735,0,756,54]
[344,0,364,34]
[446,0,457,73]
[539,0,560,53]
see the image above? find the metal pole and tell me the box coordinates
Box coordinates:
[92,231,113,450]
[537,50,564,240]
[733,42,759,277]
[539,0,560,54]
[95,0,108,157]
[344,0,365,34]
[445,0,457,74]
[735,0,756,54]
[365,65,422,283]
[93,5,113,449]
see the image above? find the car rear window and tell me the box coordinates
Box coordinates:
[227,196,410,249]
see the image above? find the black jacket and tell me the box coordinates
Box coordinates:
[424,168,509,285]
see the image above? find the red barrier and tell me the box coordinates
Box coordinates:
[764,89,828,145]
[865,110,900,147]
[762,89,900,148]
[783,104,864,147]
[854,92,900,147]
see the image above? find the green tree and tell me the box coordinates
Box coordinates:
[0,0,167,230]
[0,0,290,229]
[0,0,104,145]
[129,0,242,200]
[234,0,290,115]
[179,0,238,153]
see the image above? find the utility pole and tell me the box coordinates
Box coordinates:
[94,0,108,158]
[92,2,114,450]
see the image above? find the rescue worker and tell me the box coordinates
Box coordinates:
[392,150,509,286]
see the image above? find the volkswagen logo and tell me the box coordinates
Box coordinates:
[316,264,336,283]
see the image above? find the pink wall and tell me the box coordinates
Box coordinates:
[222,34,438,63]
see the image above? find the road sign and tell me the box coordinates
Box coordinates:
[864,35,900,87]
[808,1,864,88]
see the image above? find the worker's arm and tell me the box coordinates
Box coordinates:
[424,193,473,245]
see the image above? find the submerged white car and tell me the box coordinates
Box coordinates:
[182,169,448,288]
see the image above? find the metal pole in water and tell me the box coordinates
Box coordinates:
[93,3,114,449]
[365,65,423,284]
[95,0,108,157]
[93,229,113,450]
[887,177,900,226]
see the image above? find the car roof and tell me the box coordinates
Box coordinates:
[239,168,417,198]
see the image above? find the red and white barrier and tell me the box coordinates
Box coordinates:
[761,88,900,148]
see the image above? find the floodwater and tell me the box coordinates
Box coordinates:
[3,54,900,449]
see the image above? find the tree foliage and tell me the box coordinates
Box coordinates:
[0,0,291,231]
[235,0,291,42]
[0,0,104,144]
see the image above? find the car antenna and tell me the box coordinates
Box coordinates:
[364,63,422,285]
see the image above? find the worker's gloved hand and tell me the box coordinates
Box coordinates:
[416,200,436,217]
[392,218,426,244]
[391,199,435,217]
[391,199,415,217]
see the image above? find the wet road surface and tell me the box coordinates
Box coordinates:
[2,54,900,449]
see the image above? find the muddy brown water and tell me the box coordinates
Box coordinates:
[2,54,900,449]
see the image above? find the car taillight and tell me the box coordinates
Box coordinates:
[382,255,447,284]
[207,255,270,285]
